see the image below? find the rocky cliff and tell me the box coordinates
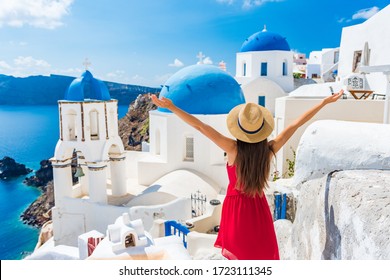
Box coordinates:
[0,156,32,179]
[118,93,158,151]
[21,181,54,227]
[21,159,55,227]
[24,159,53,188]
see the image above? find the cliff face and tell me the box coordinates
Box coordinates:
[24,160,53,188]
[118,93,158,151]
[21,181,54,228]
[21,160,55,227]
[0,74,160,105]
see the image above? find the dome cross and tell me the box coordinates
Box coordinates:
[83,58,92,70]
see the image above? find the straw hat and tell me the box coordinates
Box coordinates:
[227,103,274,143]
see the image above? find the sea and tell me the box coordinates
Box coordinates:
[0,105,129,260]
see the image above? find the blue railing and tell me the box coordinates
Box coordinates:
[274,192,287,220]
[164,220,190,248]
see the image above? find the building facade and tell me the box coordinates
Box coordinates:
[235,27,293,115]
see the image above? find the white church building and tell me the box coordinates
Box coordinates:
[235,27,293,115]
[50,70,131,245]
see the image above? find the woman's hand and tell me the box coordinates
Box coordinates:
[323,89,344,105]
[270,89,344,154]
[151,94,174,110]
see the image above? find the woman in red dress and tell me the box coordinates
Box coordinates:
[152,90,343,260]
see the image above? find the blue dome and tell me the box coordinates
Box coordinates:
[158,64,245,115]
[240,29,290,52]
[64,70,111,101]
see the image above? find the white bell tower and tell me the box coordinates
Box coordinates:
[51,68,127,245]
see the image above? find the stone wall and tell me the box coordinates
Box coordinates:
[273,120,390,259]
[275,169,390,260]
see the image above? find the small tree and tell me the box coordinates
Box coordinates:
[284,148,296,178]
[293,72,302,79]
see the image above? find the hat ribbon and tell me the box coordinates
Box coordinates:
[237,119,264,135]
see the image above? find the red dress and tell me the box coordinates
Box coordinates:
[214,164,280,260]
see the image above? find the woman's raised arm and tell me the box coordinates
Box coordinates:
[269,90,344,154]
[151,95,236,155]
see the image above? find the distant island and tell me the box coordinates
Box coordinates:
[0,156,32,179]
[0,74,160,106]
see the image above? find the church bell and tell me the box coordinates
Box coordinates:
[75,166,85,177]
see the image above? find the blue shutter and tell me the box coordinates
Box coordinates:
[282,62,287,76]
[261,62,267,76]
[258,96,265,107]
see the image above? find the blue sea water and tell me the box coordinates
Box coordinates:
[0,105,128,260]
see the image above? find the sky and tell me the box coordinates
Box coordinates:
[0,0,389,87]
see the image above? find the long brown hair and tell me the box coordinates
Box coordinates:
[234,139,274,197]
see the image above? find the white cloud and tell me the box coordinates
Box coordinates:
[127,74,150,86]
[0,56,52,77]
[244,0,283,9]
[352,6,380,20]
[0,0,74,29]
[203,57,213,65]
[106,70,126,79]
[155,73,173,85]
[337,18,346,23]
[53,67,83,76]
[338,6,380,24]
[14,56,50,68]
[216,0,234,4]
[0,60,11,69]
[168,58,184,67]
[216,0,283,9]
[14,56,51,68]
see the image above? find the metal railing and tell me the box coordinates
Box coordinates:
[164,220,190,248]
[191,190,207,217]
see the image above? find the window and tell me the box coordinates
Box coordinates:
[108,108,116,137]
[352,51,362,72]
[125,234,135,247]
[89,110,99,140]
[334,51,339,64]
[184,136,194,161]
[261,62,268,76]
[282,62,287,76]
[66,110,77,141]
[243,63,247,76]
[258,96,265,107]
